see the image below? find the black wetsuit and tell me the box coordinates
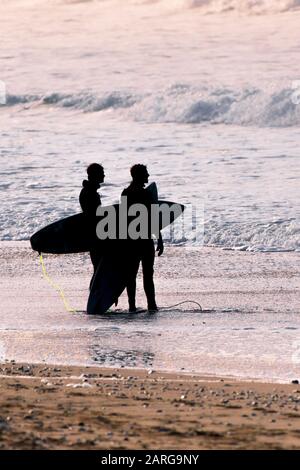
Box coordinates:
[121,183,156,310]
[79,179,102,283]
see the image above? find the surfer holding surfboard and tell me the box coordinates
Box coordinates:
[122,164,164,313]
[79,163,105,287]
[30,163,185,315]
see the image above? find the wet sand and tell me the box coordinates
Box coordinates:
[0,242,299,381]
[0,362,300,450]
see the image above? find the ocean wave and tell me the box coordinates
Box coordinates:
[60,0,300,14]
[6,91,139,111]
[4,0,300,14]
[3,214,299,252]
[5,84,300,127]
[134,0,300,14]
[61,0,300,14]
[204,217,300,252]
[168,217,300,251]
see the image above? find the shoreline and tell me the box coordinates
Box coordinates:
[1,239,299,252]
[0,362,300,450]
[0,359,297,387]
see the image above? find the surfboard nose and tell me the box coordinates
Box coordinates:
[30,232,40,252]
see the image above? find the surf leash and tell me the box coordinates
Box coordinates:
[39,254,75,313]
[159,300,203,312]
[38,254,202,314]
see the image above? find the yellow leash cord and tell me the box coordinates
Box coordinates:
[38,255,202,315]
[39,254,75,313]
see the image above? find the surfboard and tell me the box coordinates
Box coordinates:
[30,212,96,254]
[30,188,184,254]
[147,181,158,201]
[86,239,133,315]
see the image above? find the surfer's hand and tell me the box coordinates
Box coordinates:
[156,239,164,256]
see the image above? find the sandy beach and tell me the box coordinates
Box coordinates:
[0,362,300,450]
[0,242,299,449]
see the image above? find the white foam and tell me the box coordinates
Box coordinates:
[6,84,300,127]
[158,0,300,14]
[2,0,300,14]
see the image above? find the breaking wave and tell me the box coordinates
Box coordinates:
[2,0,300,14]
[60,0,300,15]
[204,217,300,252]
[4,212,299,251]
[5,83,300,127]
[151,0,300,14]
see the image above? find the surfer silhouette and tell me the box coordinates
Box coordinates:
[122,164,164,312]
[79,163,105,287]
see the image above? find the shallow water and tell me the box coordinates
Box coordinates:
[2,306,300,383]
[1,244,299,383]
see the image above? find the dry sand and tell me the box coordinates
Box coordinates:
[0,362,300,450]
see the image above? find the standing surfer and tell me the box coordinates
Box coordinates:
[122,164,164,312]
[79,163,105,287]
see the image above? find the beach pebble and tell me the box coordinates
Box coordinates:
[24,414,34,420]
[66,382,92,388]
[292,380,299,384]
[40,378,53,387]
[0,418,10,431]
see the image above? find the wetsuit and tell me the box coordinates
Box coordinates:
[79,179,102,284]
[121,183,157,311]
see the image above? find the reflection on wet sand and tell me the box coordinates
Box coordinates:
[91,347,154,368]
[90,325,155,368]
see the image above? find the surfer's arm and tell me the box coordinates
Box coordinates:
[156,231,164,256]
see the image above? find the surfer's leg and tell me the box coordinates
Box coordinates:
[126,256,140,311]
[89,249,102,289]
[142,241,157,310]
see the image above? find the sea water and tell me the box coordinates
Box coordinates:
[0,1,300,381]
[0,0,299,251]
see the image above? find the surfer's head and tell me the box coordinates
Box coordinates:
[130,164,149,187]
[87,163,105,187]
